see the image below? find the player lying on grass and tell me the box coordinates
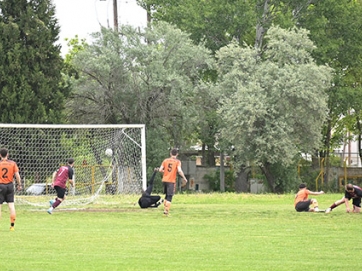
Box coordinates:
[325,184,362,213]
[294,183,324,212]
[138,168,162,209]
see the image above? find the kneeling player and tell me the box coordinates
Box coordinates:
[325,184,362,213]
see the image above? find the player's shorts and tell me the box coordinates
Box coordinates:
[0,182,15,204]
[352,198,361,208]
[54,186,66,199]
[295,199,312,212]
[163,182,175,196]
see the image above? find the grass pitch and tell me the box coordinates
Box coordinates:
[0,193,359,271]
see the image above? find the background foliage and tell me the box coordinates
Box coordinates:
[2,0,362,192]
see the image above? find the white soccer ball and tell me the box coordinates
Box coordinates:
[105,148,113,157]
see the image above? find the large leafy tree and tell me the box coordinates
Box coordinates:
[66,22,214,165]
[214,26,333,192]
[292,0,362,178]
[139,0,257,53]
[0,0,68,123]
[137,0,259,165]
[138,0,362,183]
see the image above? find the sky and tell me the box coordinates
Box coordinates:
[52,0,147,55]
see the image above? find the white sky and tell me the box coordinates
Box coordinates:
[52,0,147,55]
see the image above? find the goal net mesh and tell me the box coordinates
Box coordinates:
[0,124,146,207]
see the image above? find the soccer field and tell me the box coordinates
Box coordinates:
[0,193,359,271]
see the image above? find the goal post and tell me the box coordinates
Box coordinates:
[0,124,146,205]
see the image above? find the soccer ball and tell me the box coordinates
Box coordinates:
[105,148,113,157]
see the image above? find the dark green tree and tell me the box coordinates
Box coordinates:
[0,0,69,123]
[293,0,362,181]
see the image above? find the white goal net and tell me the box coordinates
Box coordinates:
[0,124,146,207]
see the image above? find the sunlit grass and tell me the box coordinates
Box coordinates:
[0,193,360,271]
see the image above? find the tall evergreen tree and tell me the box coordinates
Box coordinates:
[0,0,68,123]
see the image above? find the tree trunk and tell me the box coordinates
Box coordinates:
[255,0,270,51]
[208,149,216,167]
[201,143,206,166]
[260,162,276,193]
[220,152,225,192]
[311,150,320,169]
[235,166,251,193]
[323,116,332,184]
[357,116,362,165]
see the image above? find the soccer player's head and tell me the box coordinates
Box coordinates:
[299,183,307,189]
[170,148,178,156]
[0,148,8,158]
[346,184,354,192]
[67,158,75,166]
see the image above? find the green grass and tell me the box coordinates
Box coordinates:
[0,193,360,271]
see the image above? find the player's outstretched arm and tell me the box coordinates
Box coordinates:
[309,190,324,195]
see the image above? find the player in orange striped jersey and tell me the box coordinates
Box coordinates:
[0,148,22,231]
[294,183,324,212]
[159,148,187,216]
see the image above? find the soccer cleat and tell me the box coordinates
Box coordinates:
[325,208,332,214]
[10,227,15,231]
[314,207,319,212]
[47,208,53,215]
[49,200,55,207]
[163,211,170,217]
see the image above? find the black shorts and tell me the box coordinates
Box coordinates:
[163,182,175,196]
[352,198,361,208]
[54,186,66,199]
[0,182,15,204]
[295,200,312,212]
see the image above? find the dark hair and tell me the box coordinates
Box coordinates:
[170,148,178,156]
[67,158,75,165]
[346,184,354,191]
[0,148,8,158]
[299,183,307,189]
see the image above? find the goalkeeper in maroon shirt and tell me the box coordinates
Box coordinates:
[138,168,162,208]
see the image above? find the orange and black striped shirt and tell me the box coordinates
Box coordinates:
[161,158,181,183]
[0,159,19,184]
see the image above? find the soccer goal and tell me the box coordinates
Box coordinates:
[0,124,146,206]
